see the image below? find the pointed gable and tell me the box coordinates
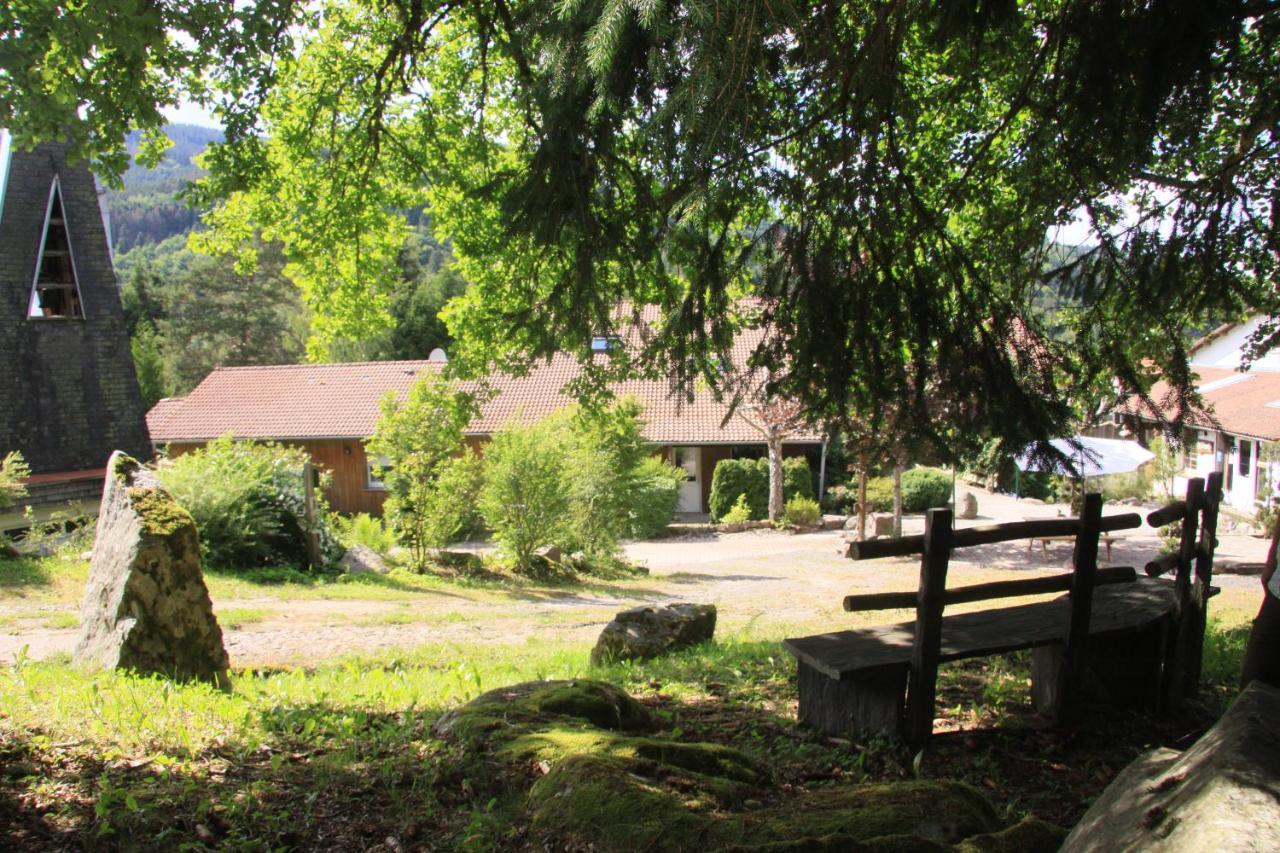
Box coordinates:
[27,177,85,319]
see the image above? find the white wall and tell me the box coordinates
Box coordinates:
[1191,316,1280,372]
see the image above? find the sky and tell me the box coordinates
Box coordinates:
[162,101,220,129]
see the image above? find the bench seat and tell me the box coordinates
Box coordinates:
[784,579,1185,737]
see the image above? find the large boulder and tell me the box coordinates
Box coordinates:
[1062,680,1280,851]
[591,602,717,665]
[959,492,978,520]
[72,452,230,688]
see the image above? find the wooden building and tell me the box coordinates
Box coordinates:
[0,133,151,529]
[146,340,823,517]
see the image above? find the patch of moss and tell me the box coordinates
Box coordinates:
[111,453,140,482]
[528,753,712,849]
[126,487,195,537]
[535,680,654,731]
[706,782,998,851]
[954,816,1066,853]
[438,680,1024,853]
[733,781,998,847]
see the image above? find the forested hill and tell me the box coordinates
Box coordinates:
[104,124,222,254]
[107,123,462,410]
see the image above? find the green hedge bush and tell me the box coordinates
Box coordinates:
[782,495,822,527]
[709,456,814,521]
[156,436,341,570]
[901,467,952,512]
[629,456,685,539]
[864,477,894,512]
[708,458,766,521]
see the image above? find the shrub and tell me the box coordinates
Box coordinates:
[479,418,570,573]
[1100,469,1152,503]
[863,476,894,512]
[782,457,813,502]
[901,467,952,512]
[708,458,768,521]
[721,493,753,525]
[562,401,648,559]
[629,456,684,539]
[333,513,397,555]
[0,451,29,509]
[417,448,486,552]
[156,437,341,570]
[366,374,476,570]
[782,495,821,527]
[822,483,855,514]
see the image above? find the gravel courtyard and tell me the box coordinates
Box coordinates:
[1,486,1268,667]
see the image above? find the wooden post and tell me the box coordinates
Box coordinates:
[302,462,322,569]
[1055,492,1102,724]
[1162,477,1204,711]
[1186,471,1222,695]
[904,508,952,752]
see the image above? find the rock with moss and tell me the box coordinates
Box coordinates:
[434,679,1055,852]
[72,451,229,687]
[591,602,717,665]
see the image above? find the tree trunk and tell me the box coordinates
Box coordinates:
[857,451,869,541]
[768,434,785,521]
[892,463,904,538]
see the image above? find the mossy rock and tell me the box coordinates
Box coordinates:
[434,679,1057,853]
[126,487,196,537]
[708,781,999,852]
[955,816,1066,852]
[431,679,654,745]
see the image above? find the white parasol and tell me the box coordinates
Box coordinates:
[1016,435,1155,479]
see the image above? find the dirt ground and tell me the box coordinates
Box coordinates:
[1,485,1268,666]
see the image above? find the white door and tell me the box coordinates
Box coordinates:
[674,447,702,513]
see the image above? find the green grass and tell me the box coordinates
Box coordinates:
[215,607,272,630]
[0,621,1253,850]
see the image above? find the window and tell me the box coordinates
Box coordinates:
[1239,439,1252,478]
[27,177,84,319]
[366,455,391,490]
[590,335,620,352]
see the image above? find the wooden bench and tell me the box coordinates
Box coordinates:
[1028,533,1122,560]
[785,476,1224,751]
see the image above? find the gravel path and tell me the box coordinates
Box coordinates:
[2,485,1269,666]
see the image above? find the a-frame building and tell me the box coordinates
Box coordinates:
[0,133,151,527]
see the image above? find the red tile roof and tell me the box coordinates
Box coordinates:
[147,351,824,446]
[1124,367,1280,442]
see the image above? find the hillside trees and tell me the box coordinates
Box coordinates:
[4,2,1277,454]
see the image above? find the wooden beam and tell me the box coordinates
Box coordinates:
[843,565,1137,612]
[1147,500,1189,528]
[1187,471,1223,695]
[904,508,952,752]
[1144,551,1181,578]
[1162,477,1204,711]
[846,512,1141,560]
[1055,492,1102,724]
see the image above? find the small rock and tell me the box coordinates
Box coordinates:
[821,514,845,530]
[534,544,563,564]
[872,512,895,537]
[591,603,716,665]
[79,550,94,562]
[959,492,978,520]
[842,516,859,531]
[339,544,390,575]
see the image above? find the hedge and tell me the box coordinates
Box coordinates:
[901,467,952,511]
[709,456,814,521]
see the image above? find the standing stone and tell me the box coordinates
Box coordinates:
[1061,680,1280,852]
[72,452,230,688]
[591,603,717,665]
[959,492,979,520]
